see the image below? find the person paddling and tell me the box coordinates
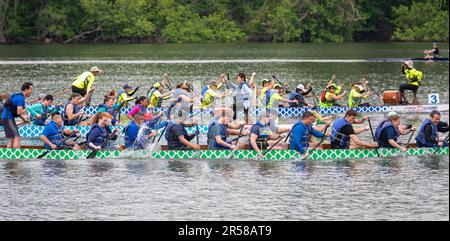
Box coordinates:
[116,84,137,107]
[229,73,253,123]
[87,112,119,150]
[329,109,378,149]
[123,112,157,150]
[1,82,33,148]
[249,111,285,158]
[424,42,439,60]
[207,109,241,150]
[415,110,446,148]
[96,96,119,125]
[165,111,200,150]
[348,82,372,108]
[375,112,416,152]
[289,84,313,107]
[201,80,231,108]
[27,94,60,126]
[148,82,171,109]
[290,111,330,158]
[41,112,80,150]
[63,93,90,126]
[319,83,346,108]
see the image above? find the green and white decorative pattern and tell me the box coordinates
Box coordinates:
[0,147,448,161]
[13,125,208,138]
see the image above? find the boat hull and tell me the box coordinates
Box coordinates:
[0,147,448,161]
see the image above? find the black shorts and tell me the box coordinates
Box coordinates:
[72,85,87,97]
[232,103,249,120]
[1,119,20,138]
[399,83,419,93]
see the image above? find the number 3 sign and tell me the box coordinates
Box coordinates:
[428,94,440,104]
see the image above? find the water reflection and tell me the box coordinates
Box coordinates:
[375,157,402,174]
[419,155,448,170]
[125,160,149,175]
[251,161,280,176]
[2,161,31,183]
[42,160,67,177]
[89,161,114,176]
[167,160,191,174]
[208,161,235,176]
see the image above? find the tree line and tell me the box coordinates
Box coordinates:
[0,0,448,44]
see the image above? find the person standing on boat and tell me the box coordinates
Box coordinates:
[64,93,89,126]
[375,112,416,152]
[71,66,101,104]
[424,42,439,59]
[415,110,447,148]
[290,111,329,157]
[41,112,80,150]
[399,60,422,105]
[148,82,171,109]
[1,82,33,148]
[87,112,119,150]
[330,109,378,149]
[207,109,241,150]
[123,112,157,150]
[229,73,253,123]
[319,83,346,108]
[289,84,313,108]
[249,111,285,158]
[116,84,137,108]
[165,111,200,150]
[348,82,372,108]
[27,95,61,126]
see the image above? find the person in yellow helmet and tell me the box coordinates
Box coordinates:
[400,60,422,105]
[147,82,171,108]
[71,66,101,104]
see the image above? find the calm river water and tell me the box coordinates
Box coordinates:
[0,43,448,220]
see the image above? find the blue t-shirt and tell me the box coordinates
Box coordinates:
[2,93,25,120]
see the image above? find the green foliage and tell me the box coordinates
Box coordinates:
[0,0,448,43]
[392,0,449,41]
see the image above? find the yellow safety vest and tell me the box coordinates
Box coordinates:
[405,68,423,86]
[72,72,95,91]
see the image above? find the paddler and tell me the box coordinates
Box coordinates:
[347,81,372,108]
[207,109,244,150]
[329,109,378,149]
[1,82,33,148]
[63,93,90,126]
[415,110,447,148]
[399,60,422,105]
[147,82,171,108]
[117,84,137,107]
[264,84,298,108]
[41,112,80,150]
[87,112,120,150]
[96,96,120,125]
[167,81,196,119]
[27,94,61,126]
[229,73,253,123]
[201,80,231,108]
[289,84,313,107]
[249,111,285,158]
[290,111,330,157]
[165,111,200,150]
[424,42,439,59]
[123,112,157,150]
[127,96,150,122]
[319,83,346,107]
[375,112,416,152]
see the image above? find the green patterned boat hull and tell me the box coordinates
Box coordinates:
[0,147,448,161]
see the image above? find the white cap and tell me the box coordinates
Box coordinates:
[90,66,102,72]
[388,111,398,117]
[38,93,46,100]
[403,60,413,69]
[296,84,307,92]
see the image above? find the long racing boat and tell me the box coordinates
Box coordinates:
[0,147,448,161]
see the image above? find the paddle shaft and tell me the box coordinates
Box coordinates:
[263,132,290,155]
[367,118,380,157]
[86,130,117,159]
[405,129,415,147]
[38,132,79,158]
